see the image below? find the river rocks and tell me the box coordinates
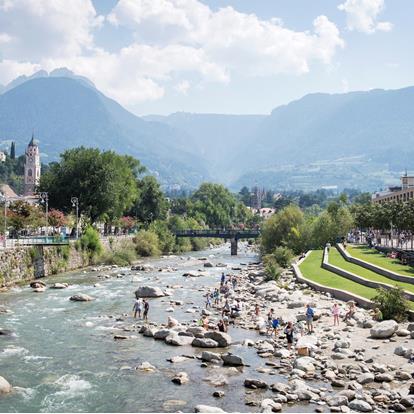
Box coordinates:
[201,351,222,362]
[183,271,201,277]
[327,395,349,407]
[195,405,226,413]
[136,362,156,372]
[154,329,172,340]
[172,372,189,385]
[213,391,225,398]
[167,317,179,328]
[114,335,128,340]
[244,378,268,389]
[204,374,229,387]
[0,329,14,337]
[375,373,394,382]
[260,399,282,412]
[294,357,316,373]
[287,301,304,309]
[274,349,291,358]
[143,327,157,337]
[187,327,206,338]
[221,353,245,366]
[397,329,410,337]
[358,373,375,385]
[204,262,214,268]
[30,281,46,288]
[135,286,165,298]
[131,264,154,272]
[50,283,69,289]
[348,399,372,412]
[204,332,231,347]
[370,320,398,339]
[33,286,46,292]
[70,293,94,301]
[165,333,194,346]
[0,376,11,394]
[192,338,219,348]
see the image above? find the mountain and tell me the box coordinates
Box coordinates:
[144,112,265,182]
[0,76,209,187]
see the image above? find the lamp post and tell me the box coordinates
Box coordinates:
[40,192,49,237]
[71,197,79,239]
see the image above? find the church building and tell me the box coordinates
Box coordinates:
[24,135,41,196]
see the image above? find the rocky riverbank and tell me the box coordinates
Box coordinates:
[2,244,414,413]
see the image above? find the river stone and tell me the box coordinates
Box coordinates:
[187,327,206,338]
[70,293,94,302]
[204,262,214,268]
[165,333,194,346]
[195,405,226,413]
[261,399,282,412]
[395,346,408,357]
[143,327,157,337]
[204,374,229,387]
[358,373,375,385]
[30,281,46,288]
[167,316,179,328]
[397,329,410,337]
[327,396,349,407]
[0,376,11,394]
[294,357,316,373]
[136,362,156,372]
[192,338,219,348]
[221,353,245,366]
[33,287,46,292]
[274,349,291,358]
[370,320,398,339]
[244,378,268,389]
[154,329,172,340]
[204,332,232,347]
[201,351,221,362]
[0,329,14,337]
[135,286,165,298]
[375,373,393,382]
[172,371,189,385]
[50,282,69,289]
[348,399,372,412]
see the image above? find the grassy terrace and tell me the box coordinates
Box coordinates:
[329,248,414,293]
[299,250,377,300]
[348,245,414,278]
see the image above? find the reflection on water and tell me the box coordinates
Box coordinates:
[0,243,310,412]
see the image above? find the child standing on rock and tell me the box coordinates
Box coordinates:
[332,303,340,326]
[305,304,314,334]
[284,321,294,350]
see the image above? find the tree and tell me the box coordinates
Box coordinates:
[373,287,409,322]
[48,209,67,228]
[239,186,251,206]
[39,147,143,224]
[10,142,15,160]
[131,175,168,225]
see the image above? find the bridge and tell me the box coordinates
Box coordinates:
[173,229,260,255]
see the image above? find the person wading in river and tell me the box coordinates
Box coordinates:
[143,299,150,322]
[133,297,143,319]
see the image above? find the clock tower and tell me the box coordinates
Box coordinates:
[24,134,41,196]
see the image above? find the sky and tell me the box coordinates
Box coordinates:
[0,0,413,115]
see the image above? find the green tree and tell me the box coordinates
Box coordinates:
[39,147,143,223]
[373,287,409,322]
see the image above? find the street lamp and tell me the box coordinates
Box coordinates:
[71,197,79,239]
[40,192,49,237]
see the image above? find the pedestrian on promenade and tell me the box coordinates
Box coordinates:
[132,297,143,319]
[305,304,314,334]
[143,299,149,322]
[332,303,340,327]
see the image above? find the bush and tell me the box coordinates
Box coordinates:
[263,254,282,281]
[134,230,161,257]
[80,226,103,259]
[272,246,293,268]
[373,287,409,322]
[103,249,137,266]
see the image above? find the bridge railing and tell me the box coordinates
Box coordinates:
[173,228,260,236]
[3,236,70,248]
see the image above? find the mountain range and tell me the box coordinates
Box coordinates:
[1,69,413,192]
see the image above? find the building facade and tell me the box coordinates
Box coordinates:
[24,136,41,196]
[372,175,414,204]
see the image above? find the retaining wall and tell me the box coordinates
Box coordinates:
[323,247,414,302]
[337,243,414,284]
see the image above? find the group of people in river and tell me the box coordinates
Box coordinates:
[132,298,150,321]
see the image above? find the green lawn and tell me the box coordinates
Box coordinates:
[299,250,377,300]
[329,248,414,293]
[348,245,414,278]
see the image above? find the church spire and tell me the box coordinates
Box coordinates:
[29,131,35,147]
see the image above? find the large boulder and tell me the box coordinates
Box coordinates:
[221,353,245,366]
[154,329,172,340]
[186,326,206,338]
[70,293,94,302]
[135,286,165,298]
[204,331,232,347]
[165,333,194,346]
[50,282,69,289]
[370,320,398,339]
[192,338,219,348]
[294,357,316,373]
[348,399,372,412]
[0,376,11,394]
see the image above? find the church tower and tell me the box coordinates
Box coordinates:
[24,134,41,196]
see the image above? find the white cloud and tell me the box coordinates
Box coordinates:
[338,0,393,33]
[0,0,345,107]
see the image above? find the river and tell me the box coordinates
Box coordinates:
[0,243,307,413]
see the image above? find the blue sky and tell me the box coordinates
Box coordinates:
[0,0,412,115]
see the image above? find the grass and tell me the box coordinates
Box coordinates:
[299,250,377,300]
[329,248,414,293]
[348,245,414,277]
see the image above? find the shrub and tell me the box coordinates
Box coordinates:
[272,246,293,268]
[373,287,409,322]
[263,254,282,281]
[133,230,161,257]
[101,241,137,266]
[80,226,103,259]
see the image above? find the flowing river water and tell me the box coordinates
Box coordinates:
[0,243,309,413]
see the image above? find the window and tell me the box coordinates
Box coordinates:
[28,169,32,177]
